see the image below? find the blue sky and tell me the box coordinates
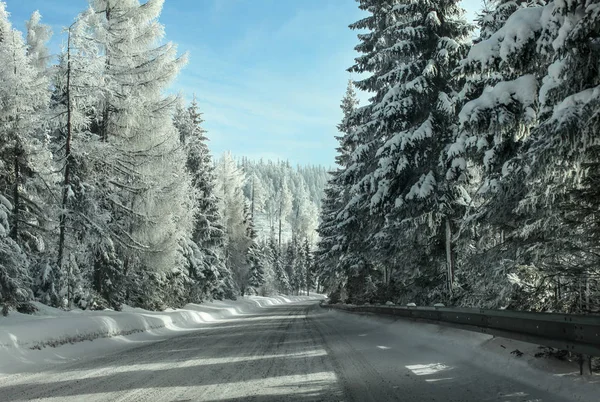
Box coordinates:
[6,0,482,167]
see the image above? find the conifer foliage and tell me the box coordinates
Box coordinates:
[5,0,599,315]
[0,0,327,314]
[322,0,600,312]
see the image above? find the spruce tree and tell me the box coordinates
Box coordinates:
[0,195,30,315]
[316,80,359,294]
[269,233,289,294]
[215,152,251,296]
[515,0,600,311]
[174,98,233,301]
[451,0,554,308]
[0,3,52,310]
[343,0,471,303]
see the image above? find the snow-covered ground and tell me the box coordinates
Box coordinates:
[0,298,598,401]
[0,295,322,376]
[322,307,600,402]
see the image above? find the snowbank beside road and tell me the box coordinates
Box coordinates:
[0,295,323,375]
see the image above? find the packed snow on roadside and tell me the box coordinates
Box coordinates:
[325,308,599,402]
[0,295,323,375]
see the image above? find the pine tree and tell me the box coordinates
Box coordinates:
[336,0,419,303]
[215,152,252,296]
[514,0,600,311]
[245,196,264,293]
[47,8,109,308]
[303,238,313,295]
[25,10,52,75]
[277,179,293,247]
[285,240,299,294]
[316,80,359,294]
[0,3,53,309]
[340,0,472,304]
[247,248,265,291]
[269,233,289,294]
[79,0,193,308]
[0,195,30,315]
[450,0,553,308]
[174,98,233,301]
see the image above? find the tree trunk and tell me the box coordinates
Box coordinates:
[585,276,590,312]
[100,2,111,143]
[9,31,20,242]
[278,210,282,248]
[58,28,73,271]
[10,152,19,241]
[251,177,255,219]
[445,219,454,297]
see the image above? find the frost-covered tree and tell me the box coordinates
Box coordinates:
[215,152,253,296]
[269,233,289,294]
[290,181,319,243]
[0,3,54,306]
[450,1,556,309]
[340,0,471,304]
[513,0,600,312]
[302,238,313,295]
[174,98,233,301]
[46,9,109,308]
[0,195,31,315]
[276,179,293,247]
[25,10,52,75]
[284,239,299,294]
[243,198,263,294]
[70,0,194,307]
[247,246,265,291]
[316,80,360,294]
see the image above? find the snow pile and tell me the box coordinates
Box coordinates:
[0,295,322,374]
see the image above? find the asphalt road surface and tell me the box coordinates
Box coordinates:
[0,301,570,401]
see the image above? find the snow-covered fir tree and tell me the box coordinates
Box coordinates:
[215,152,254,296]
[174,98,234,301]
[45,8,109,308]
[247,246,265,292]
[239,159,328,246]
[337,0,471,304]
[315,79,360,296]
[513,0,600,311]
[25,10,52,75]
[0,194,30,315]
[448,0,550,308]
[0,3,54,309]
[65,0,194,308]
[269,233,289,294]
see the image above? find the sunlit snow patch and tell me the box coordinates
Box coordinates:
[406,363,452,376]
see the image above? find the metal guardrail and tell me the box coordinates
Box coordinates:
[321,303,600,357]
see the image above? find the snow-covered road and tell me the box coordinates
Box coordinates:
[0,301,593,401]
